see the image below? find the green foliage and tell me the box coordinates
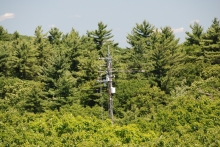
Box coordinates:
[11,39,39,79]
[149,27,179,92]
[48,27,63,45]
[87,22,115,51]
[0,41,11,76]
[201,18,220,64]
[188,77,220,99]
[0,26,10,41]
[127,20,154,47]
[1,96,220,146]
[73,36,101,82]
[0,77,45,112]
[0,109,159,146]
[185,22,204,46]
[34,26,54,68]
[0,18,220,146]
[152,96,220,146]
[171,45,204,87]
[12,31,20,40]
[202,64,220,79]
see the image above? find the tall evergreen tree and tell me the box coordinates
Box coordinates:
[127,20,154,47]
[12,31,20,40]
[178,23,205,86]
[150,27,179,92]
[87,22,114,51]
[12,39,39,79]
[184,22,204,46]
[34,26,47,44]
[125,20,155,78]
[129,38,149,70]
[0,41,11,76]
[176,44,204,86]
[0,26,10,41]
[24,82,45,113]
[201,18,220,64]
[48,27,62,45]
[62,28,80,48]
[42,46,74,110]
[73,36,101,82]
[62,28,81,72]
[34,26,53,67]
[43,48,70,89]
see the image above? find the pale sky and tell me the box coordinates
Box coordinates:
[0,0,220,48]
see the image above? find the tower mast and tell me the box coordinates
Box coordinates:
[106,46,114,124]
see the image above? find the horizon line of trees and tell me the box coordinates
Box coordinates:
[0,17,220,146]
[0,17,220,112]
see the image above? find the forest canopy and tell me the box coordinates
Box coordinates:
[0,18,220,146]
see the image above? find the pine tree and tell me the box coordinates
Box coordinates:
[184,22,204,46]
[34,26,53,67]
[177,22,205,86]
[46,70,76,111]
[160,26,179,55]
[43,47,70,89]
[201,18,220,64]
[125,20,155,79]
[24,82,45,113]
[12,39,39,79]
[12,31,20,40]
[0,26,10,41]
[34,26,47,44]
[87,22,114,51]
[126,38,152,77]
[127,20,154,47]
[176,44,204,86]
[42,46,73,110]
[62,28,80,48]
[62,28,81,72]
[150,27,179,92]
[74,36,101,82]
[48,27,62,45]
[0,41,11,76]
